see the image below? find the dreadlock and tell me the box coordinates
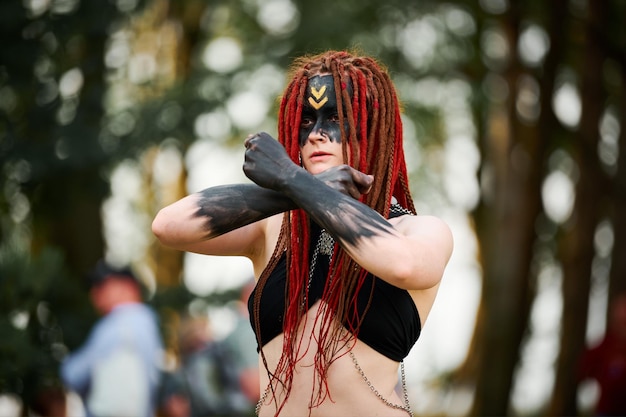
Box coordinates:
[252,50,416,415]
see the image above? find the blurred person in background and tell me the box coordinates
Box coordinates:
[159,314,250,417]
[60,260,163,417]
[578,293,626,416]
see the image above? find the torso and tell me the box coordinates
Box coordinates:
[257,301,409,417]
[249,212,438,416]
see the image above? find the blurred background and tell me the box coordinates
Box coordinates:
[1,0,625,415]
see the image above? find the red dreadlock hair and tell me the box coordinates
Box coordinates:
[252,50,415,415]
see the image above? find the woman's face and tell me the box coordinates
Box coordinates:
[299,74,348,175]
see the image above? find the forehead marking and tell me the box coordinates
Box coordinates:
[308,85,328,110]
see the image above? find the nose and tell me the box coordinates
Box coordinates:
[307,123,328,144]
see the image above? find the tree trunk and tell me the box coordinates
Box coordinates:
[548,1,608,415]
[607,29,626,310]
[471,3,538,415]
[468,0,570,414]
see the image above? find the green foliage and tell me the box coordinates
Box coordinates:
[0,0,458,407]
[0,237,95,402]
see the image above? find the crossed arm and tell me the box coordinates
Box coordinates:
[152,133,452,290]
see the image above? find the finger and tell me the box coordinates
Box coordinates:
[244,134,258,149]
[363,175,374,194]
[346,182,361,199]
[356,176,373,194]
[351,170,373,192]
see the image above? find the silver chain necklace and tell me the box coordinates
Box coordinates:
[349,351,413,416]
[256,229,334,415]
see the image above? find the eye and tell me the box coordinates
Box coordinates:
[329,113,340,123]
[300,115,314,129]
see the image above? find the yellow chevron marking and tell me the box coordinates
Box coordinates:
[308,85,328,109]
[311,85,326,100]
[308,96,328,109]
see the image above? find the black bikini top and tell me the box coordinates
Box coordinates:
[247,207,421,362]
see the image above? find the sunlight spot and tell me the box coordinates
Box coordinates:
[481,27,509,68]
[59,68,83,98]
[202,37,243,73]
[257,0,300,37]
[542,170,575,224]
[106,34,131,69]
[23,0,51,17]
[578,380,600,415]
[185,142,248,192]
[10,310,30,329]
[443,6,476,37]
[594,219,614,258]
[194,109,232,142]
[226,91,269,130]
[553,82,581,129]
[512,262,562,413]
[10,192,30,223]
[0,394,22,417]
[516,74,540,124]
[518,24,549,67]
[108,111,136,137]
[399,17,439,70]
[116,0,140,13]
[103,161,151,266]
[479,0,508,14]
[128,53,157,84]
[153,144,183,188]
[55,137,69,160]
[444,135,480,210]
[245,64,286,97]
[51,0,79,14]
[598,108,620,170]
[184,253,253,296]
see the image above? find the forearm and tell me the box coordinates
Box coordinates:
[153,183,296,247]
[280,170,439,288]
[281,169,396,250]
[195,183,296,236]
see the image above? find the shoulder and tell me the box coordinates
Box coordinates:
[395,213,453,265]
[395,214,453,242]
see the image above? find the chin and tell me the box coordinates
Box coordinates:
[305,164,334,175]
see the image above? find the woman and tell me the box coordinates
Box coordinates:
[152,50,453,417]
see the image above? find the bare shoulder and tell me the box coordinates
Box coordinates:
[396,215,453,324]
[394,214,454,250]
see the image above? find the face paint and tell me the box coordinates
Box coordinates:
[299,75,349,147]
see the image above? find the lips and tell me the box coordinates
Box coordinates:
[309,151,332,162]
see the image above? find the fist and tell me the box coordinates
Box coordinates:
[243,132,297,190]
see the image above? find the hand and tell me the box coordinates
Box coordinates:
[315,165,373,200]
[243,132,298,190]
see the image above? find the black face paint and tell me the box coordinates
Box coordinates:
[299,75,351,147]
[194,184,295,238]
